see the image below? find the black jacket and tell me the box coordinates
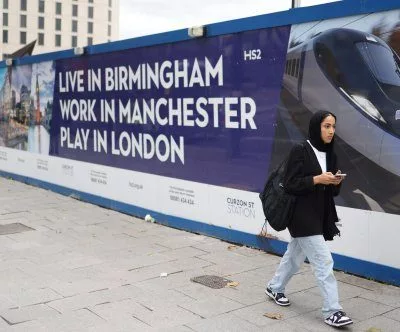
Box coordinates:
[283,143,340,240]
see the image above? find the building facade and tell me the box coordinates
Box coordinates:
[0,0,119,59]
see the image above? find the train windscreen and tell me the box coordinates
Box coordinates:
[356,41,400,134]
[356,42,400,87]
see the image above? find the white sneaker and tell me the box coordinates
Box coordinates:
[265,287,290,306]
[324,311,353,327]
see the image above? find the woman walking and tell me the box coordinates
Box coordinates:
[265,111,353,328]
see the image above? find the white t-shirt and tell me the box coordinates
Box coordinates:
[307,140,326,173]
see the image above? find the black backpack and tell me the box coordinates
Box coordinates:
[259,157,297,232]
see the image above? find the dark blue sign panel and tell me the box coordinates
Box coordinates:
[50,26,291,192]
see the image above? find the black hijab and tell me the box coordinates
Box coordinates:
[308,110,336,153]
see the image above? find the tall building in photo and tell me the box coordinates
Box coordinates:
[0,0,120,59]
[35,74,41,124]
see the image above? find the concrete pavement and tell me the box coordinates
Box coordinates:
[0,177,399,331]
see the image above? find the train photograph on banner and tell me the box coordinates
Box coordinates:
[275,10,400,215]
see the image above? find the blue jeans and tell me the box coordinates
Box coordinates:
[267,235,342,318]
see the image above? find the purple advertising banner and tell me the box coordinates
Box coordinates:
[49,26,291,192]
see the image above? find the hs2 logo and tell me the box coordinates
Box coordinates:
[243,49,262,61]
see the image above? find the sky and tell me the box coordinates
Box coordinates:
[119,0,340,40]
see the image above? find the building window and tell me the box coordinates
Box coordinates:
[108,10,112,22]
[38,0,45,13]
[109,0,112,7]
[72,4,78,17]
[88,22,93,34]
[72,35,77,47]
[72,20,78,33]
[20,14,27,28]
[89,0,93,3]
[55,34,61,47]
[88,6,94,19]
[56,2,62,15]
[108,25,111,37]
[55,18,61,31]
[2,13,8,26]
[2,30,8,43]
[38,33,44,45]
[87,37,93,45]
[3,0,8,10]
[20,0,27,11]
[38,16,44,29]
[20,31,26,44]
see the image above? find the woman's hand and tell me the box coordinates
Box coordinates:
[313,172,342,185]
[333,170,344,186]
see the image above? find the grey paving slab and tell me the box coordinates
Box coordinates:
[92,297,202,330]
[0,236,20,252]
[339,296,395,322]
[190,237,240,253]
[133,288,198,309]
[90,244,169,265]
[226,269,275,288]
[46,280,115,298]
[359,284,400,307]
[57,263,134,286]
[5,230,56,246]
[132,302,202,329]
[155,326,195,332]
[155,246,210,260]
[226,245,267,257]
[337,281,377,301]
[0,268,41,293]
[7,320,46,332]
[307,280,375,302]
[5,288,62,308]
[0,258,36,273]
[0,303,60,324]
[30,249,102,268]
[351,315,400,332]
[258,321,311,332]
[335,271,390,292]
[178,295,245,318]
[213,281,267,306]
[200,259,263,276]
[285,309,347,332]
[231,300,300,327]
[0,211,32,221]
[186,312,261,332]
[46,284,143,313]
[197,250,264,268]
[89,299,153,330]
[31,308,105,332]
[153,235,211,250]
[140,225,194,238]
[0,295,16,312]
[383,307,400,322]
